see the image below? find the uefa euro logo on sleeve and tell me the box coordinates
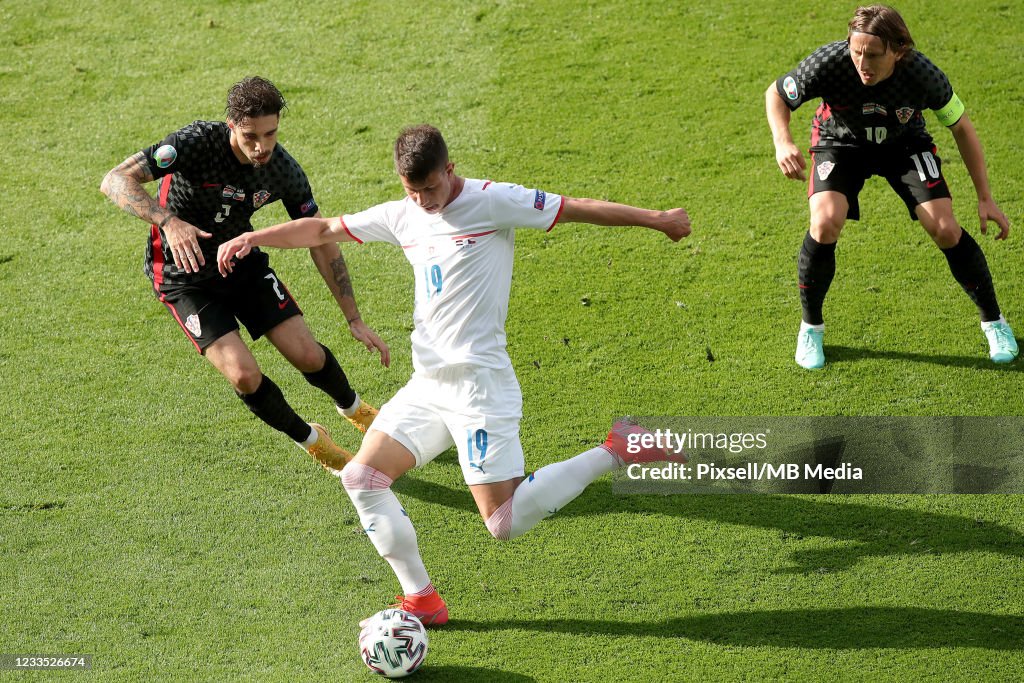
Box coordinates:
[154,145,177,169]
[783,76,799,101]
[533,190,546,210]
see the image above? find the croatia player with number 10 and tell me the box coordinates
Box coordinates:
[766,5,1017,370]
[217,124,690,625]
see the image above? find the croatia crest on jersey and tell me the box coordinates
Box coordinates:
[252,189,271,209]
[896,107,915,124]
[184,314,202,338]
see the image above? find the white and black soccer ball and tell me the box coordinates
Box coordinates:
[358,608,429,678]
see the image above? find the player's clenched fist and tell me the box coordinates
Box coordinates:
[659,208,692,242]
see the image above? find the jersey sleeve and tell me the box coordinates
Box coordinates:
[140,123,205,179]
[486,182,564,231]
[915,56,960,126]
[775,42,844,111]
[341,201,402,246]
[279,158,320,220]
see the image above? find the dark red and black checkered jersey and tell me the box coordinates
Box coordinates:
[775,41,956,149]
[140,120,320,286]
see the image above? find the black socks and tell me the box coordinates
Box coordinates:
[941,229,1001,322]
[238,375,311,443]
[798,232,837,326]
[303,343,357,410]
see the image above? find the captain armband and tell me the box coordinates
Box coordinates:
[935,92,966,127]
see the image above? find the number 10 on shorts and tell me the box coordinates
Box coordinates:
[466,428,488,473]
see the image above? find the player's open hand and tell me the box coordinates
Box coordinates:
[775,141,807,181]
[217,235,255,276]
[658,208,692,242]
[978,198,1010,240]
[164,217,213,273]
[349,318,391,368]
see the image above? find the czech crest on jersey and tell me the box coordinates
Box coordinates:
[896,107,915,124]
[252,189,271,209]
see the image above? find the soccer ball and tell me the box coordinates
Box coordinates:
[358,609,429,678]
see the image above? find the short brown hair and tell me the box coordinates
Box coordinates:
[225,76,286,123]
[394,125,448,182]
[848,5,915,54]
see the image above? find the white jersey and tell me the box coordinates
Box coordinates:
[342,179,565,373]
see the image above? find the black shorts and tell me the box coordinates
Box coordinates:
[152,260,303,353]
[808,141,952,221]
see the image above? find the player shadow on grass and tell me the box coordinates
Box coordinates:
[410,665,536,682]
[825,343,1024,371]
[445,607,1024,650]
[394,474,1024,574]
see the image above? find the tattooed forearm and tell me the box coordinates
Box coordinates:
[330,255,355,299]
[101,152,168,224]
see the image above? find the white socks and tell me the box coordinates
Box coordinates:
[486,447,617,540]
[298,425,319,448]
[343,447,619,584]
[342,462,431,595]
[338,393,361,417]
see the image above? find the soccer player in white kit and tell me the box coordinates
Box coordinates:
[217,125,691,626]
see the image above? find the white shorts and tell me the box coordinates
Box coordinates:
[370,364,525,485]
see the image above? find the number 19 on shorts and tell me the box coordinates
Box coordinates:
[466,428,488,473]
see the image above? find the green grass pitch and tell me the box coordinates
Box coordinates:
[1,0,1022,680]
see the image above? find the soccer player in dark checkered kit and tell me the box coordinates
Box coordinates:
[766,5,1017,369]
[101,76,385,468]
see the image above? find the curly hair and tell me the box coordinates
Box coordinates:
[225,76,286,122]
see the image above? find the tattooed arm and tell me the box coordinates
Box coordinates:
[307,218,391,367]
[100,152,212,273]
[100,153,170,224]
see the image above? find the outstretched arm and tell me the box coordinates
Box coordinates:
[308,231,390,367]
[560,198,691,242]
[217,215,351,275]
[100,152,213,273]
[217,214,389,364]
[949,113,1010,240]
[766,84,806,181]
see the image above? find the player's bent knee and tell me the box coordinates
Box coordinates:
[484,499,513,541]
[292,343,326,374]
[809,216,844,243]
[233,368,264,395]
[926,222,962,249]
[341,461,392,493]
